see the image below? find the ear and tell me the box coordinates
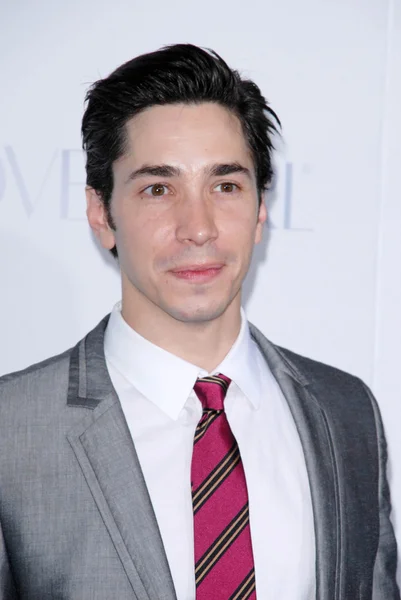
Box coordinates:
[86,187,116,250]
[254,200,267,244]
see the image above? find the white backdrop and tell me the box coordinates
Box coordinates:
[0,0,400,584]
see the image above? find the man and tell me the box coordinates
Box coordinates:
[0,44,398,600]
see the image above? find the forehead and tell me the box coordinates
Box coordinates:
[120,102,253,169]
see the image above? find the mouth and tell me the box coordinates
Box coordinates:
[169,264,224,282]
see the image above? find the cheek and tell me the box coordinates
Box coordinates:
[115,209,173,265]
[223,210,257,246]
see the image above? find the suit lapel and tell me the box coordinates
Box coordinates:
[250,324,340,600]
[66,318,177,600]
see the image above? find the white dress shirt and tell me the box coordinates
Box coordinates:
[104,302,315,600]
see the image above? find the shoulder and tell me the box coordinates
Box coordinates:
[250,324,384,455]
[250,321,362,384]
[0,348,73,401]
[0,315,110,415]
[249,321,369,405]
[0,349,77,442]
[277,344,364,390]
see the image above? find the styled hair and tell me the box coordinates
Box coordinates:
[82,44,280,257]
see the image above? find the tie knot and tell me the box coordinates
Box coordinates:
[194,374,231,411]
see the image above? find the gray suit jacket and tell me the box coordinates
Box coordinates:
[0,316,399,599]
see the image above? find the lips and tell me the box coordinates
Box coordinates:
[171,264,223,272]
[170,264,224,282]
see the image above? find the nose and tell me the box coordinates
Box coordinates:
[176,196,219,246]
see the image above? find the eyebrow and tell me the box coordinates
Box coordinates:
[207,162,252,179]
[126,164,180,182]
[125,162,252,183]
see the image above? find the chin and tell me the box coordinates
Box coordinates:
[164,301,231,324]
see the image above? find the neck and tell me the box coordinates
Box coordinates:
[120,287,242,372]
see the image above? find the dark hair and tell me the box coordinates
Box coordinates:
[82,44,280,257]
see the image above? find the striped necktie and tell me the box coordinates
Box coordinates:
[191,374,256,599]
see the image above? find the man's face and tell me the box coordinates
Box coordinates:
[88,102,266,324]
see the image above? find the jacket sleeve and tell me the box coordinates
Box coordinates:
[364,383,400,599]
[0,518,18,599]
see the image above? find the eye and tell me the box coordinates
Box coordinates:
[214,182,239,193]
[142,183,169,197]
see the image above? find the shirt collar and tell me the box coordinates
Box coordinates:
[104,302,262,420]
[212,311,262,410]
